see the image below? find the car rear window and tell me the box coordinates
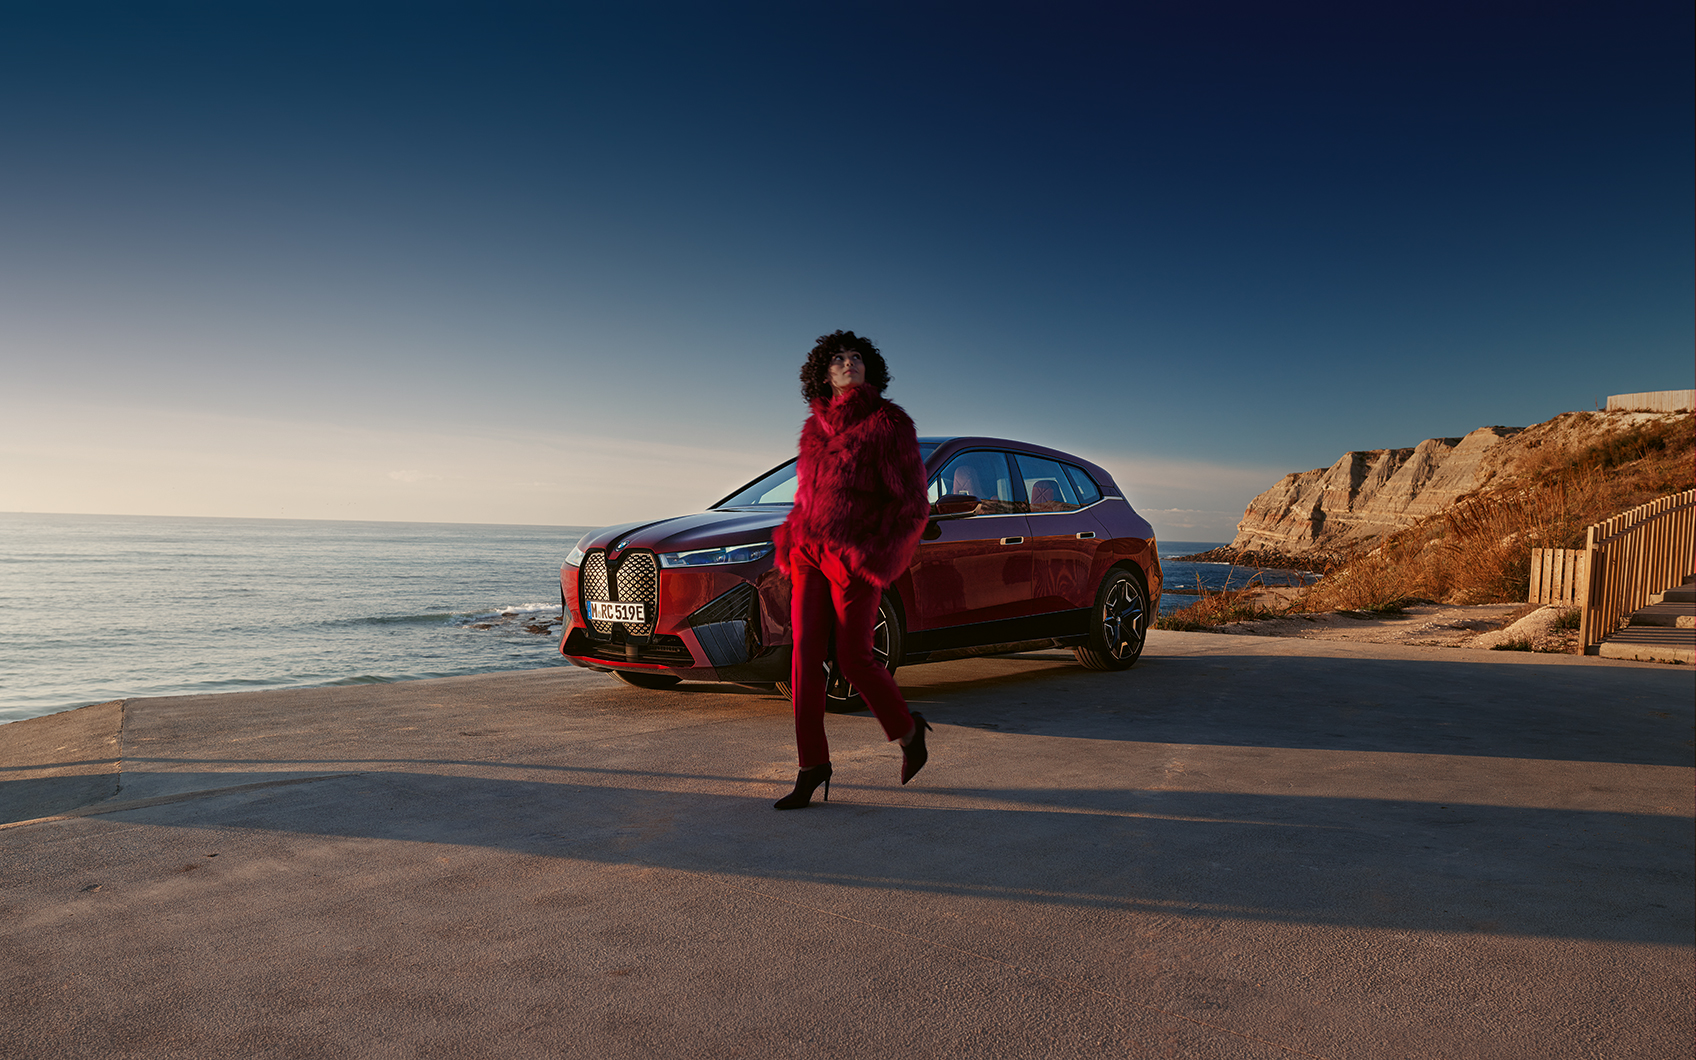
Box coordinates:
[1015,454,1084,512]
[1063,464,1103,505]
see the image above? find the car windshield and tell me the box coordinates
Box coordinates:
[715,443,941,508]
[716,460,799,507]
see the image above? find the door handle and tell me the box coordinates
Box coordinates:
[999,537,1024,545]
[1076,531,1096,539]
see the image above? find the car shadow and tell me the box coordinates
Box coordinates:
[880,648,1694,767]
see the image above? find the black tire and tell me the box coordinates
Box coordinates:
[614,670,682,690]
[1074,568,1148,671]
[774,594,903,713]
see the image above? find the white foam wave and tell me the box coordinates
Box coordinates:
[454,604,564,628]
[500,603,557,615]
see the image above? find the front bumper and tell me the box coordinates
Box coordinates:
[560,554,792,683]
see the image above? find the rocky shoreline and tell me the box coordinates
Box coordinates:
[1172,545,1333,572]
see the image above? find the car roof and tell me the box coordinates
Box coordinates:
[918,436,1119,493]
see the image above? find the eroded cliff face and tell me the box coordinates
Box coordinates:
[1227,411,1676,558]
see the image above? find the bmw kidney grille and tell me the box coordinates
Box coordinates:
[581,550,659,638]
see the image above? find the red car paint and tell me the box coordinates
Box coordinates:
[559,437,1162,691]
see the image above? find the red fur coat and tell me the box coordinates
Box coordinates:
[774,384,930,588]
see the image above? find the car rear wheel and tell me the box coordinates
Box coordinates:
[1074,568,1148,671]
[774,593,903,713]
[614,670,682,690]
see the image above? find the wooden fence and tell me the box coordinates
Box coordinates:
[1528,547,1585,605]
[1577,488,1696,652]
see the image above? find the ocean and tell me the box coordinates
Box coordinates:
[0,512,590,725]
[1155,539,1319,615]
[0,516,1313,725]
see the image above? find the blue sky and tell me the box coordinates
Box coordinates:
[1,1,1690,540]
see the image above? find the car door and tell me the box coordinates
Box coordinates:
[909,449,1033,630]
[1013,452,1105,613]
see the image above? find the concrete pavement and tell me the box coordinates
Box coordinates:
[2,631,1691,1058]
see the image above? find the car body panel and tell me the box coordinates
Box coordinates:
[1026,506,1107,611]
[578,509,786,554]
[909,512,1033,629]
[560,434,1161,683]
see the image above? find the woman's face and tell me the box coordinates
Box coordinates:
[828,350,866,393]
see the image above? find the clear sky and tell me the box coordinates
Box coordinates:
[2,2,1690,541]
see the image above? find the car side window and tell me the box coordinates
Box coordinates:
[1063,463,1102,506]
[931,451,1020,513]
[1014,454,1083,513]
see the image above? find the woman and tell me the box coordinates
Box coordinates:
[770,330,933,810]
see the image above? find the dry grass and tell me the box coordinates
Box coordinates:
[1154,587,1291,630]
[1293,414,1694,611]
[1160,414,1693,627]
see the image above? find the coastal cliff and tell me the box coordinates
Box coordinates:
[1220,410,1685,563]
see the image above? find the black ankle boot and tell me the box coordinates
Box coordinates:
[900,713,933,785]
[774,763,832,810]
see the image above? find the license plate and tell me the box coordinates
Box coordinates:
[588,600,646,624]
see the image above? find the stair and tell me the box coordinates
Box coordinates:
[1596,575,1696,663]
[1656,581,1696,604]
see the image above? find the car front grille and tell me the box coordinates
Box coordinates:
[580,550,659,637]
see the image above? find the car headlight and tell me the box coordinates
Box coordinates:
[564,544,586,568]
[658,542,774,568]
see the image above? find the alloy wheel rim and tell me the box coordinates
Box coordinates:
[825,607,891,701]
[1101,581,1146,660]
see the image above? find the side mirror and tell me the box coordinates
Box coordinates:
[931,493,979,516]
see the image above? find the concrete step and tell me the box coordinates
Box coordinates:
[1596,625,1695,664]
[1628,601,1696,628]
[1594,575,1696,661]
[1638,575,1691,605]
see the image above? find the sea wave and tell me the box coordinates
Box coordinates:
[332,604,565,628]
[322,674,406,687]
[344,613,456,627]
[2,513,588,723]
[452,605,564,632]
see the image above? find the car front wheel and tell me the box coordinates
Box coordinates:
[775,593,903,713]
[1074,568,1148,671]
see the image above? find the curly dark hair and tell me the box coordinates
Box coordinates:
[799,330,891,404]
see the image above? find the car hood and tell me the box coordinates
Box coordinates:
[578,508,788,555]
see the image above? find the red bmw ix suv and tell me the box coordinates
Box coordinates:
[559,437,1162,702]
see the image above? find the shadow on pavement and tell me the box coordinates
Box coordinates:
[103,765,1692,947]
[0,773,121,823]
[888,650,1694,766]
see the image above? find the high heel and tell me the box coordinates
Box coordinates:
[900,712,933,785]
[774,763,832,810]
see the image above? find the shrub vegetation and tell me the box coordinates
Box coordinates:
[1296,413,1693,612]
[1154,587,1289,631]
[1160,413,1693,628]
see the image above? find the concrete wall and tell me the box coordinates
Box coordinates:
[1606,390,1695,412]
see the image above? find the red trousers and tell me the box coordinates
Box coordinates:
[788,543,915,769]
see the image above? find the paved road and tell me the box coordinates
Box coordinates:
[2,631,1691,1059]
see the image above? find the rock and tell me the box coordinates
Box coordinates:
[1227,410,1686,558]
[1177,545,1334,571]
[1472,605,1576,651]
[1231,426,1516,554]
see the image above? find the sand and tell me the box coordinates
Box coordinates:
[1196,596,1581,653]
